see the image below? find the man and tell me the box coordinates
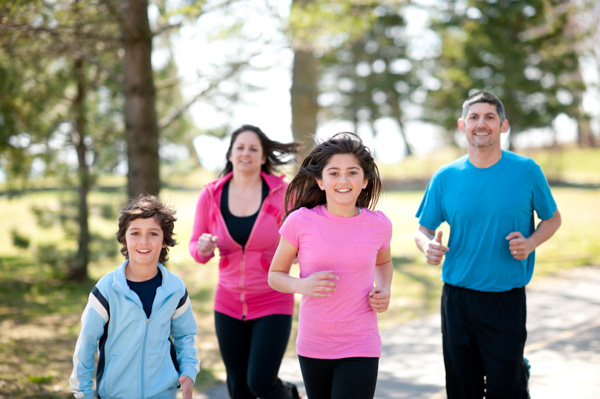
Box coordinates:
[414,91,561,399]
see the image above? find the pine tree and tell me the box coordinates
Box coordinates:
[425,0,584,148]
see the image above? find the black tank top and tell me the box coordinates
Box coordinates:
[221,178,269,247]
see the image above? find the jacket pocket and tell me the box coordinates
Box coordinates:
[98,354,117,397]
[145,346,180,396]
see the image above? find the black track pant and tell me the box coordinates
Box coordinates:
[214,311,296,399]
[298,355,379,399]
[441,283,529,399]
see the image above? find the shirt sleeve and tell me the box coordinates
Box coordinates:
[189,187,215,264]
[530,163,557,220]
[171,288,200,383]
[70,287,110,399]
[279,210,301,248]
[380,211,393,251]
[415,172,445,231]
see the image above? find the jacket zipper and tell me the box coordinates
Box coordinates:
[141,317,150,398]
[240,248,247,320]
[215,175,281,321]
[238,184,277,320]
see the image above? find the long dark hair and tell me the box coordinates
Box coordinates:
[284,132,381,220]
[116,195,177,265]
[220,124,299,177]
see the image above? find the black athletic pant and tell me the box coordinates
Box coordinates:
[441,283,529,399]
[214,311,295,399]
[298,355,379,399]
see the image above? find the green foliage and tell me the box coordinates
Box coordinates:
[319,2,420,155]
[28,375,54,384]
[0,1,123,183]
[35,243,75,279]
[23,191,122,278]
[10,228,31,250]
[425,0,586,144]
[290,0,380,51]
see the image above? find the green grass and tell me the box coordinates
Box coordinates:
[1,146,599,398]
[520,146,600,183]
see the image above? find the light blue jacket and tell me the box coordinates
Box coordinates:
[70,261,200,399]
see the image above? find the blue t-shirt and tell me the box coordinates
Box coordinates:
[416,150,557,292]
[127,270,163,319]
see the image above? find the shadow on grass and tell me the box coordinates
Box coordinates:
[380,257,443,325]
[392,256,437,290]
[0,256,94,323]
[0,255,95,398]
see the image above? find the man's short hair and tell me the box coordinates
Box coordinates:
[461,91,506,123]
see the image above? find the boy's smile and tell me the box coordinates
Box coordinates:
[125,217,166,270]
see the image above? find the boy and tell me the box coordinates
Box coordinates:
[70,195,200,399]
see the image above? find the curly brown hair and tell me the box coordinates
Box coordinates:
[115,195,177,265]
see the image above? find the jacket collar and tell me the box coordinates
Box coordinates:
[206,171,285,196]
[112,260,181,300]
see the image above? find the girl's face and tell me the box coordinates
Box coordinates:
[316,153,368,211]
[228,131,266,175]
[124,217,165,268]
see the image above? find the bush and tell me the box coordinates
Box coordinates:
[11,228,30,249]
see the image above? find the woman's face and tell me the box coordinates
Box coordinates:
[228,131,266,175]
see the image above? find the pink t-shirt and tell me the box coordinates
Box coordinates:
[280,205,392,359]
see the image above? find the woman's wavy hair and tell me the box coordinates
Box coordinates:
[116,195,177,265]
[284,132,381,221]
[220,124,299,177]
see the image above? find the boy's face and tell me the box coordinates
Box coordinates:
[124,217,165,268]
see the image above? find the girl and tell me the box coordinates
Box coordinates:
[268,132,393,399]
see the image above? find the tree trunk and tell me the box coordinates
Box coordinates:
[388,91,413,156]
[121,0,160,198]
[577,116,597,147]
[68,2,90,281]
[291,48,319,159]
[574,68,597,147]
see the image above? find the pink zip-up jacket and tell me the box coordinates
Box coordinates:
[189,171,294,320]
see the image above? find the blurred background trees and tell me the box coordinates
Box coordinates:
[425,0,587,149]
[1,0,599,280]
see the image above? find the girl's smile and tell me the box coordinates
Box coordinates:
[316,153,368,217]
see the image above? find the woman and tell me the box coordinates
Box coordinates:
[189,125,300,399]
[268,133,393,399]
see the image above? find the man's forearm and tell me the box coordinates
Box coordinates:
[527,209,562,251]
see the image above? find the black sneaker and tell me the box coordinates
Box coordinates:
[287,382,300,399]
[523,357,531,399]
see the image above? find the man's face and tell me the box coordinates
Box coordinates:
[458,102,509,150]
